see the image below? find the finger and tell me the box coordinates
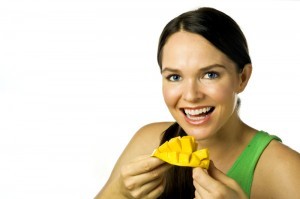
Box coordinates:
[194,189,202,199]
[122,156,167,177]
[146,184,164,199]
[122,163,171,192]
[193,171,211,199]
[135,163,171,184]
[208,161,237,188]
[142,178,165,199]
[130,177,164,199]
[193,167,217,193]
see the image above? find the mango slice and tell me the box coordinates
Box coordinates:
[151,136,210,169]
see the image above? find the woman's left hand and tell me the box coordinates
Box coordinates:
[192,161,248,199]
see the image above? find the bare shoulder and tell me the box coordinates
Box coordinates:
[252,140,300,198]
[106,122,173,179]
[129,121,175,152]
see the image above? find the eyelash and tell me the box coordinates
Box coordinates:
[203,71,219,79]
[166,74,182,82]
[165,71,219,82]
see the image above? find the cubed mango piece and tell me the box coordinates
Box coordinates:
[168,137,182,152]
[179,153,190,164]
[167,151,179,164]
[193,148,209,161]
[158,152,168,160]
[158,142,172,153]
[199,159,210,169]
[189,153,201,166]
[180,136,194,153]
[151,149,159,157]
[151,135,209,169]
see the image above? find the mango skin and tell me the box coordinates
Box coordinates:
[151,136,210,169]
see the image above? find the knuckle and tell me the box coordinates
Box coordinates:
[143,161,152,172]
[123,179,135,191]
[213,192,224,199]
[145,194,154,199]
[213,187,227,198]
[156,179,166,196]
[157,182,165,193]
[150,170,159,179]
[131,189,143,199]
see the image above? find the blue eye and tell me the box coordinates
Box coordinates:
[203,72,219,79]
[167,74,182,82]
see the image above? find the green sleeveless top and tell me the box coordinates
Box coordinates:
[226,131,281,198]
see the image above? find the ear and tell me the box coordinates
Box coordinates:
[237,63,252,93]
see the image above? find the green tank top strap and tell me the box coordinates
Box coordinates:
[226,131,281,198]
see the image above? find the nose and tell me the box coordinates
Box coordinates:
[183,79,204,102]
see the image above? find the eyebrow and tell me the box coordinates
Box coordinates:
[161,64,226,74]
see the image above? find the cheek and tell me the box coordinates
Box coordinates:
[206,83,236,103]
[162,84,181,107]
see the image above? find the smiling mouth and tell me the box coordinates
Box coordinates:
[181,107,215,121]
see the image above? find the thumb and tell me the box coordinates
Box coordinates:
[208,161,248,198]
[208,161,236,187]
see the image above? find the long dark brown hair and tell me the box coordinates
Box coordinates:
[157,123,195,199]
[157,7,251,72]
[157,7,251,199]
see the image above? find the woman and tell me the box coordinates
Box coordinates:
[96,7,300,199]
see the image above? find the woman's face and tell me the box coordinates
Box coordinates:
[161,31,246,140]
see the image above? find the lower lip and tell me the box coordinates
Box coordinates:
[183,112,211,125]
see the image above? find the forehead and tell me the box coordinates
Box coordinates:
[162,31,235,70]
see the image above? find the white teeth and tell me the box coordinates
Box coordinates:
[186,114,205,120]
[184,107,212,116]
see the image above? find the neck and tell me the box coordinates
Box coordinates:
[196,112,255,172]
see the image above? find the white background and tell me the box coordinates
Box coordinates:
[0,0,299,198]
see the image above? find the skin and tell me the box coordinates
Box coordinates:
[95,31,300,199]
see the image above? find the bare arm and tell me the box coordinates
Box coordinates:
[252,141,300,198]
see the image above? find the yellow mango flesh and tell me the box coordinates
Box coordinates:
[193,148,209,161]
[180,136,194,153]
[151,135,210,169]
[179,153,190,164]
[158,142,172,153]
[190,154,200,165]
[168,137,182,152]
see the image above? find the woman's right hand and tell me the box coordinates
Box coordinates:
[119,155,171,199]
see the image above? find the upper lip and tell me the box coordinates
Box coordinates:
[180,106,213,110]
